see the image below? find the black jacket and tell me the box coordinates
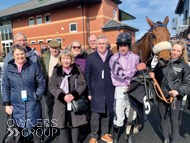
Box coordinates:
[84,50,115,113]
[154,58,190,101]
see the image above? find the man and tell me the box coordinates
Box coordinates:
[40,41,60,133]
[1,33,41,93]
[85,35,114,143]
[86,35,97,54]
[109,33,146,143]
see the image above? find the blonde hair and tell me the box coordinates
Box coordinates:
[68,41,83,54]
[58,50,75,66]
[172,39,188,64]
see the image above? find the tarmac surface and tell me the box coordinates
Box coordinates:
[0,89,190,143]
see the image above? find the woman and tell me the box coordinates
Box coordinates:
[2,44,46,143]
[68,41,88,73]
[49,50,87,143]
[149,39,190,143]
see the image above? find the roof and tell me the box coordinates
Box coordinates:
[102,19,139,32]
[119,9,136,21]
[0,0,102,22]
[175,0,184,14]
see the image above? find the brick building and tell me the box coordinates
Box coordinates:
[0,0,138,53]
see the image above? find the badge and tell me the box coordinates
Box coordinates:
[102,70,104,79]
[21,90,27,101]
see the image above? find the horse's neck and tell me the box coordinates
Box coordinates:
[132,32,151,62]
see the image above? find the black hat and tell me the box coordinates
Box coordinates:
[116,33,131,50]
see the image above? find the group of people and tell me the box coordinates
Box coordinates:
[1,32,190,143]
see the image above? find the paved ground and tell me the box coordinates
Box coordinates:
[1,92,190,143]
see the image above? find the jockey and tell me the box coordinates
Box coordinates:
[109,32,146,143]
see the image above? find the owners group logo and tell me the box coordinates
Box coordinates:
[6,119,58,137]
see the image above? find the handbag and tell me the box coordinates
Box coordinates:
[2,114,20,143]
[71,96,88,112]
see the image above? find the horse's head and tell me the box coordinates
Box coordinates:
[146,16,170,48]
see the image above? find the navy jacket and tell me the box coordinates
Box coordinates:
[1,46,41,93]
[2,58,46,128]
[85,50,115,113]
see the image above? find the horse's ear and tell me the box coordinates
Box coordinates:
[146,16,154,28]
[163,16,169,26]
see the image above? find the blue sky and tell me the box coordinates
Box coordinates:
[0,0,182,40]
[119,0,182,40]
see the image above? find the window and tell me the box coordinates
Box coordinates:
[55,38,62,48]
[29,17,34,26]
[30,41,36,44]
[185,10,188,19]
[45,14,51,23]
[69,23,77,33]
[113,9,117,20]
[46,39,52,43]
[36,16,42,25]
[38,40,44,43]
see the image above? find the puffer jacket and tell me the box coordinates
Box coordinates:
[2,58,46,128]
[154,57,190,100]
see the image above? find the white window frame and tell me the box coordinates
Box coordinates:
[29,17,34,26]
[69,22,77,33]
[38,40,44,43]
[55,38,62,48]
[45,14,51,23]
[30,41,36,44]
[113,9,117,20]
[46,39,52,43]
[36,15,42,25]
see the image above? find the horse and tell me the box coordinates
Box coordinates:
[112,16,171,64]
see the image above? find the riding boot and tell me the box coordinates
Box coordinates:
[125,125,133,143]
[163,139,169,143]
[113,126,120,143]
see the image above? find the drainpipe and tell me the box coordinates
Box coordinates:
[82,4,85,50]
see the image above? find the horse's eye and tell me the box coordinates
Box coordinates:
[152,35,156,39]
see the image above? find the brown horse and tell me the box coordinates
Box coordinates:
[112,16,170,63]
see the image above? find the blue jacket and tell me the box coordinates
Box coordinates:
[1,46,41,93]
[2,58,46,128]
[85,50,115,113]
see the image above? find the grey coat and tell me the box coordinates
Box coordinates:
[49,63,88,128]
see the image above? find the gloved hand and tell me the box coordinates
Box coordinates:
[136,63,146,71]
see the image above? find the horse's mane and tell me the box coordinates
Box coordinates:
[135,32,148,43]
[135,21,163,44]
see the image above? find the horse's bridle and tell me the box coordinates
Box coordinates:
[145,24,167,64]
[149,24,167,50]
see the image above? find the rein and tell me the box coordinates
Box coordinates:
[152,77,173,104]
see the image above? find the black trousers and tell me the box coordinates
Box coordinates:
[90,112,109,139]
[158,100,181,142]
[18,126,42,143]
[43,88,54,128]
[60,127,80,143]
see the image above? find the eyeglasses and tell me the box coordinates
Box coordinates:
[16,40,27,42]
[72,46,81,49]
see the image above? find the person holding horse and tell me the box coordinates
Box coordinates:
[109,32,146,143]
[149,40,190,143]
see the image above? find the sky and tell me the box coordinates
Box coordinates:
[0,0,183,40]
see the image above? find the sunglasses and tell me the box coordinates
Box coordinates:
[72,46,81,49]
